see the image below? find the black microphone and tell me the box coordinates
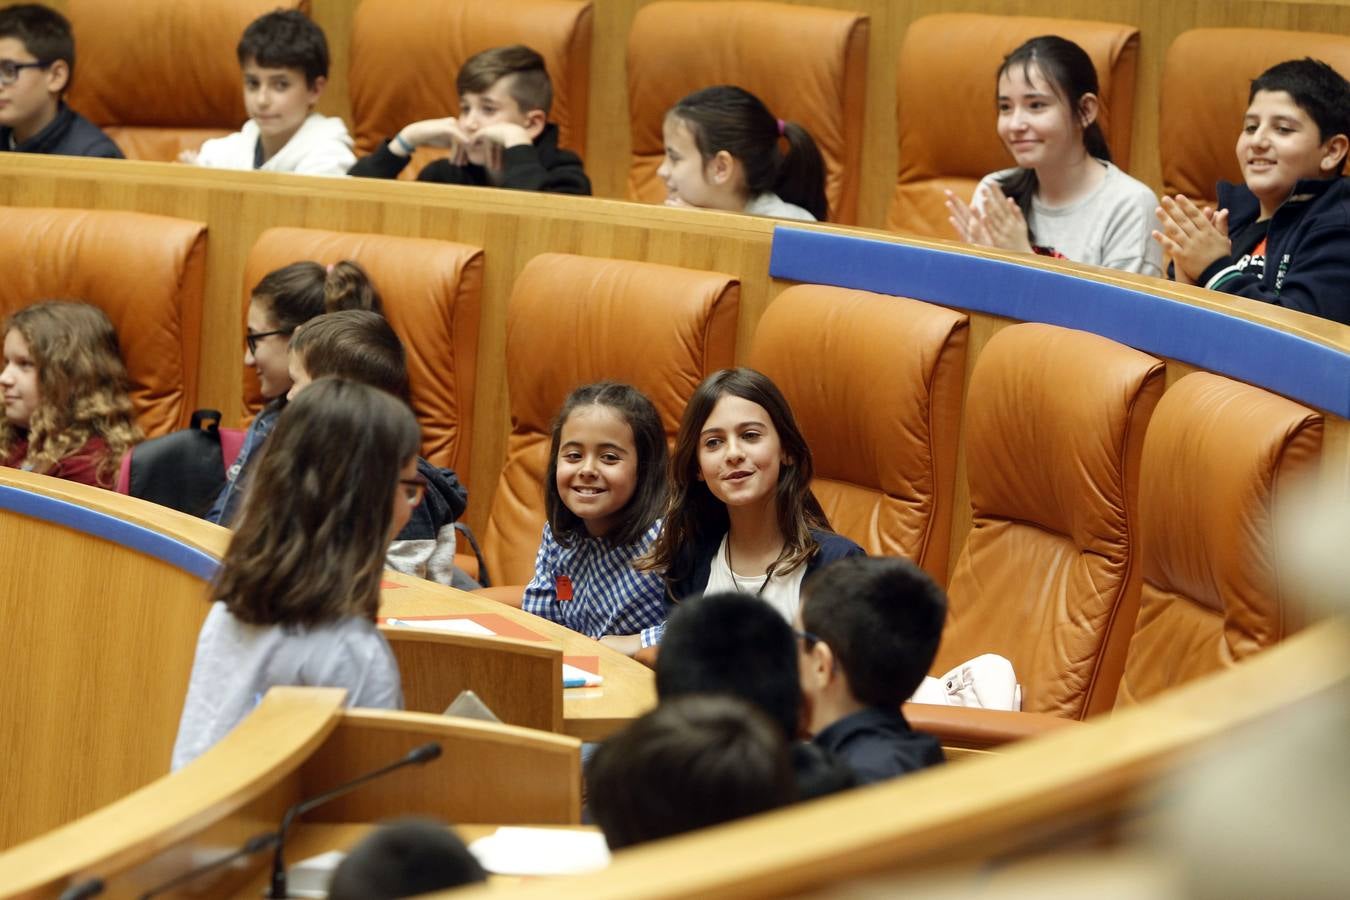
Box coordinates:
[57,878,104,900]
[268,741,442,899]
[136,831,277,900]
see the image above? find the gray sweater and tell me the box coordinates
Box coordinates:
[171,602,402,770]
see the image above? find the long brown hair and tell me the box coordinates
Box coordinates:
[0,301,141,486]
[641,368,830,589]
[214,378,420,628]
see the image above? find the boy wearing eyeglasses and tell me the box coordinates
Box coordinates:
[797,556,946,785]
[0,4,120,158]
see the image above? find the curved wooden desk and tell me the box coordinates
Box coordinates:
[446,617,1350,900]
[0,469,651,852]
[0,689,582,900]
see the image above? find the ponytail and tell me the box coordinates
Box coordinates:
[323,260,383,315]
[776,121,828,222]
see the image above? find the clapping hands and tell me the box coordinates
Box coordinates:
[945,182,1034,254]
[1152,195,1231,285]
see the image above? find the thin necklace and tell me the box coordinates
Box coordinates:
[725,539,775,597]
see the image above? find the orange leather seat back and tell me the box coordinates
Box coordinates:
[483,253,739,585]
[65,0,306,161]
[939,323,1164,719]
[349,0,593,179]
[1161,28,1350,206]
[0,207,206,437]
[888,14,1139,237]
[242,228,483,483]
[1116,373,1323,707]
[747,285,968,584]
[626,1,868,224]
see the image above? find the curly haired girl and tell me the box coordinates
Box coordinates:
[0,301,141,488]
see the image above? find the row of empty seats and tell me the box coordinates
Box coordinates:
[58,0,1350,226]
[0,203,1321,737]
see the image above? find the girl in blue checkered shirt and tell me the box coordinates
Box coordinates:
[521,382,669,656]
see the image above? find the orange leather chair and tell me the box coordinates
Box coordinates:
[481,253,739,588]
[0,207,206,437]
[626,1,868,224]
[746,285,968,584]
[241,228,483,484]
[934,323,1164,720]
[1116,372,1323,707]
[64,0,306,161]
[1161,29,1350,206]
[888,13,1140,237]
[348,0,593,179]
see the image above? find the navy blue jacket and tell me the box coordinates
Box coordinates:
[667,527,865,606]
[813,706,944,786]
[1,102,122,159]
[1199,177,1350,326]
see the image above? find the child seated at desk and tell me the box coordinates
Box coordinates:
[586,694,795,849]
[1153,58,1350,326]
[171,379,418,770]
[349,44,591,195]
[181,9,355,176]
[797,556,946,785]
[328,818,486,899]
[0,3,121,158]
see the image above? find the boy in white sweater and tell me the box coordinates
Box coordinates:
[180,9,354,176]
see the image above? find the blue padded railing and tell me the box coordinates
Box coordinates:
[769,227,1350,419]
[0,485,220,580]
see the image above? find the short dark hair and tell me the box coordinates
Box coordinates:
[1250,58,1350,167]
[237,9,329,86]
[327,818,487,900]
[656,591,801,738]
[291,310,410,405]
[0,4,74,90]
[586,694,796,850]
[800,556,947,707]
[545,381,668,548]
[457,44,552,116]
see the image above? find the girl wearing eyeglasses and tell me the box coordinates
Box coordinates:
[172,378,417,770]
[206,259,381,525]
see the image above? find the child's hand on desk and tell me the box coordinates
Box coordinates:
[177,149,199,165]
[599,634,642,657]
[1153,195,1231,285]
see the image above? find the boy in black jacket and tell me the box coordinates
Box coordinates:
[0,3,121,159]
[1154,58,1350,326]
[349,44,590,195]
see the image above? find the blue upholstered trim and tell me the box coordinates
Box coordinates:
[0,485,220,580]
[769,228,1350,419]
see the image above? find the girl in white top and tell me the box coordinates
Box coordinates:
[945,36,1162,277]
[171,378,422,769]
[657,85,828,222]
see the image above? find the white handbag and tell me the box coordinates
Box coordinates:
[910,653,1022,711]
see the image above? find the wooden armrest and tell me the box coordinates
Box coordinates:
[901,703,1079,750]
[473,584,526,608]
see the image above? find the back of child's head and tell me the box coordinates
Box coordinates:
[252,259,383,332]
[656,590,801,738]
[668,85,828,221]
[0,4,74,92]
[647,367,827,584]
[0,300,140,482]
[800,556,947,707]
[586,693,796,850]
[236,9,329,86]
[290,310,410,404]
[544,380,668,547]
[457,44,552,116]
[998,35,1110,162]
[1250,58,1350,162]
[327,818,486,900]
[216,377,419,628]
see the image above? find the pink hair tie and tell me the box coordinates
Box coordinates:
[776,118,786,137]
[325,263,335,274]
